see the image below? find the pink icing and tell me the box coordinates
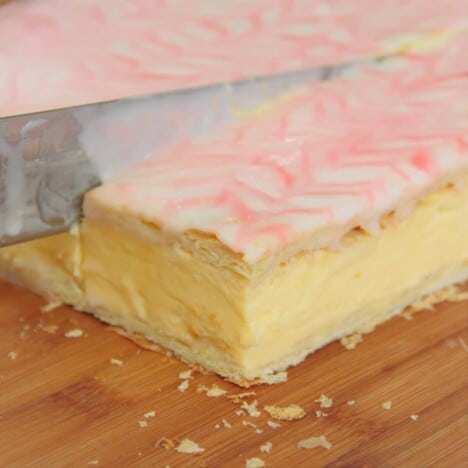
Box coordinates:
[90,37,468,262]
[1,0,467,117]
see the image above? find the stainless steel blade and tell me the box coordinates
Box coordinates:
[0,56,386,246]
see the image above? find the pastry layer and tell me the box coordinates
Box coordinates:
[1,176,467,381]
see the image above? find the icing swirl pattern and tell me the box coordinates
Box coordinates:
[1,0,467,116]
[91,37,468,262]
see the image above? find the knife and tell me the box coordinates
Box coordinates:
[0,56,385,247]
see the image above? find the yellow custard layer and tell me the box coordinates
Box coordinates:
[1,178,467,382]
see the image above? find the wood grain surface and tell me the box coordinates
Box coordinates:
[0,279,467,467]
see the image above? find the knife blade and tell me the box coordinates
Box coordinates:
[0,56,386,247]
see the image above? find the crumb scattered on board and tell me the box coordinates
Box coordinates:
[315,410,328,418]
[264,404,306,420]
[245,457,265,468]
[381,400,392,410]
[40,324,58,334]
[64,328,84,338]
[179,369,193,380]
[178,380,190,392]
[260,442,272,453]
[242,420,258,430]
[261,371,288,384]
[228,392,256,403]
[110,358,123,366]
[340,332,363,350]
[175,439,205,454]
[242,400,261,417]
[222,418,231,429]
[315,394,333,409]
[88,460,99,465]
[297,435,332,450]
[347,400,356,406]
[40,300,62,313]
[7,351,17,360]
[157,437,175,450]
[144,411,156,419]
[410,414,419,421]
[197,384,228,397]
[138,420,148,428]
[267,420,281,429]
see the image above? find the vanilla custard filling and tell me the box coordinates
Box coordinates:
[81,178,468,378]
[2,176,465,380]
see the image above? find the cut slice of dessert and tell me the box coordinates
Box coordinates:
[77,39,468,383]
[1,37,467,384]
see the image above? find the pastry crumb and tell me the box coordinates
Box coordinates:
[315,410,328,418]
[40,300,62,313]
[197,384,228,397]
[110,358,123,366]
[347,400,356,406]
[7,351,17,360]
[236,409,246,417]
[156,437,175,450]
[381,400,392,410]
[298,435,332,450]
[242,400,261,417]
[242,420,257,429]
[340,333,363,350]
[267,420,281,429]
[178,380,190,392]
[245,457,265,468]
[40,324,58,334]
[410,414,419,421]
[255,428,263,434]
[315,394,333,409]
[138,420,148,428]
[222,418,232,429]
[175,438,205,454]
[144,410,156,419]
[227,391,256,403]
[206,384,228,397]
[65,328,84,338]
[179,369,193,380]
[264,404,305,420]
[405,285,468,317]
[88,460,99,465]
[214,424,220,430]
[261,371,288,384]
[260,441,272,453]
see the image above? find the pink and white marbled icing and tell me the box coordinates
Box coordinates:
[1,0,467,117]
[90,37,468,263]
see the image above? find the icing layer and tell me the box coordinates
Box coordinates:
[1,0,466,117]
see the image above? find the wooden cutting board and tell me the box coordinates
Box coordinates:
[0,280,467,467]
